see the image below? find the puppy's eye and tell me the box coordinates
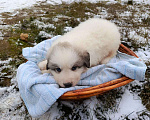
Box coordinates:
[54,68,61,73]
[71,66,77,71]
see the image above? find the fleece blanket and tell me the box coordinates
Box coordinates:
[17,36,147,118]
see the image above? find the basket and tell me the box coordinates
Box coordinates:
[59,44,138,100]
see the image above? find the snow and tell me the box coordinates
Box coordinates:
[38,31,53,38]
[33,19,55,29]
[46,0,150,5]
[110,89,146,119]
[0,0,150,14]
[0,87,7,96]
[0,58,12,64]
[64,26,73,32]
[136,50,150,63]
[0,0,44,13]
[0,88,25,119]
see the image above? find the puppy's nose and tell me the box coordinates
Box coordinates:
[63,83,72,88]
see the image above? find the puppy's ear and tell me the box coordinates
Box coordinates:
[82,51,90,68]
[46,61,49,70]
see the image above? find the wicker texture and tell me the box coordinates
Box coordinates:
[59,44,138,100]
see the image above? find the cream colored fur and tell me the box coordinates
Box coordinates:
[38,18,121,88]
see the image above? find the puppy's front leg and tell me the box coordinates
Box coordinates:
[38,60,50,73]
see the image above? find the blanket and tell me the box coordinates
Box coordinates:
[17,36,147,118]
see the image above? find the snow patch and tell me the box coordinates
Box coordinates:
[109,89,146,119]
[64,27,72,32]
[0,0,44,13]
[38,31,52,38]
[0,87,7,96]
[1,0,150,14]
[33,19,55,29]
[136,49,150,63]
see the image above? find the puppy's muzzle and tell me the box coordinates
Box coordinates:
[63,82,72,88]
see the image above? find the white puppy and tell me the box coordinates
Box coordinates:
[38,18,121,88]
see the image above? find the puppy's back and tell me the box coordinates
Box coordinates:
[49,18,120,66]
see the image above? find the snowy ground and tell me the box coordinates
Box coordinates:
[0,0,150,120]
[0,0,45,13]
[0,0,150,13]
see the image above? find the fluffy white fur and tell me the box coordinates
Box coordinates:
[38,18,121,88]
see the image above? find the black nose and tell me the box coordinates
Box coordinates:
[63,83,72,88]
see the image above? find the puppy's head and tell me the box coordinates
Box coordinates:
[46,42,90,88]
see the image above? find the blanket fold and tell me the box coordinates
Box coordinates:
[17,36,147,118]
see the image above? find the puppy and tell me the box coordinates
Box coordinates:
[38,18,121,88]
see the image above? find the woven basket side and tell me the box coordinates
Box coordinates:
[119,44,138,57]
[60,77,128,97]
[60,79,133,100]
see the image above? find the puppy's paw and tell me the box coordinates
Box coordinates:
[38,60,47,70]
[41,70,50,74]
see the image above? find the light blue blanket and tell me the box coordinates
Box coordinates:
[17,36,147,118]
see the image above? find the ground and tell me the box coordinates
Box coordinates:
[0,1,150,120]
